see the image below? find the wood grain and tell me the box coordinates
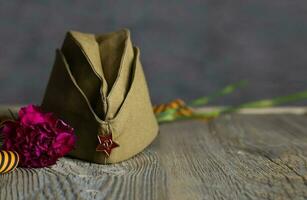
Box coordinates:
[1,112,307,199]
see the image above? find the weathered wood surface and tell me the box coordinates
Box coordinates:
[1,111,307,199]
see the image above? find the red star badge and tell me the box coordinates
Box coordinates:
[96,134,119,156]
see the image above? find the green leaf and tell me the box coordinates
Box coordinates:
[188,80,248,107]
[220,90,307,114]
[155,108,178,123]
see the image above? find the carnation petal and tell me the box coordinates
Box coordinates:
[1,104,76,168]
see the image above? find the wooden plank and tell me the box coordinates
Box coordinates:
[0,149,168,199]
[210,114,307,199]
[1,113,307,199]
[153,114,307,199]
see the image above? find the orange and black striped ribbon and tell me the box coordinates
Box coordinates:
[0,150,19,174]
[153,99,193,117]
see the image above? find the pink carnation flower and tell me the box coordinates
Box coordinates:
[0,105,76,168]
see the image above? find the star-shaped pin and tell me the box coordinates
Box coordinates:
[96,134,119,156]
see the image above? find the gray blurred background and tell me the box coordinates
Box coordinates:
[0,1,307,105]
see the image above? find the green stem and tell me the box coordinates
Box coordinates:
[157,90,307,124]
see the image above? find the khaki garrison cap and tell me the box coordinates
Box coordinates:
[41,29,159,164]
